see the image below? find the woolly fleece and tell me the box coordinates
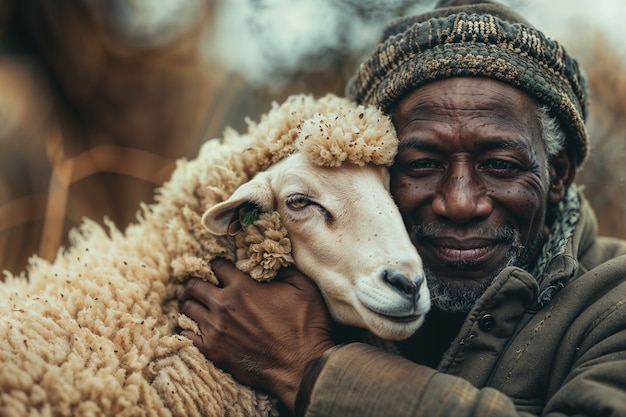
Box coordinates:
[0,94,397,416]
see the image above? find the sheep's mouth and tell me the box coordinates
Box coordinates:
[364,304,424,323]
[382,313,423,323]
[355,278,430,327]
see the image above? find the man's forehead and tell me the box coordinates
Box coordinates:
[393,78,537,118]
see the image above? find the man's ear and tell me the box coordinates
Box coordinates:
[548,149,577,204]
[202,173,274,235]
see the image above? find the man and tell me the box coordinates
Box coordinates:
[180,1,626,416]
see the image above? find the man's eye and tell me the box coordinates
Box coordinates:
[285,194,312,210]
[408,159,443,170]
[480,160,521,175]
[392,158,444,178]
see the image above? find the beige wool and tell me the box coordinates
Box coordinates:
[0,94,397,417]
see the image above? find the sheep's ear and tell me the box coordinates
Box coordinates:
[202,175,273,235]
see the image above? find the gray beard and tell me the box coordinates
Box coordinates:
[411,224,544,313]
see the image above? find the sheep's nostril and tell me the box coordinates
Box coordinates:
[414,272,424,288]
[383,270,417,298]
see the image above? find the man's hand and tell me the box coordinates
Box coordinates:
[180,259,335,412]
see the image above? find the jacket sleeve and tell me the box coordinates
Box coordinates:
[297,343,519,417]
[297,324,626,417]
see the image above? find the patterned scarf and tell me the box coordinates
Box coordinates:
[530,184,581,304]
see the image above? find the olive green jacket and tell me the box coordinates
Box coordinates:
[298,195,626,416]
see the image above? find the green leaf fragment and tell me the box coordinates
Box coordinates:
[241,208,259,227]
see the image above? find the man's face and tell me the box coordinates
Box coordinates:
[390,77,552,312]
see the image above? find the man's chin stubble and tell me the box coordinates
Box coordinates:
[413,225,544,313]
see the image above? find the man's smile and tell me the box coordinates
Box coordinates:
[428,237,503,266]
[411,229,521,281]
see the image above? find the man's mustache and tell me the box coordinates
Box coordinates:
[409,223,525,263]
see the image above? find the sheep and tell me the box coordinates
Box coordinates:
[0,93,430,417]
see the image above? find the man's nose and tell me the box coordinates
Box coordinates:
[432,164,492,223]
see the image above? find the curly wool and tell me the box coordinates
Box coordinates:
[0,93,397,416]
[235,211,294,281]
[296,103,397,167]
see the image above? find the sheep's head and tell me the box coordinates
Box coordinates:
[202,94,430,340]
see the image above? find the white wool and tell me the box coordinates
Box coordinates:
[0,94,399,416]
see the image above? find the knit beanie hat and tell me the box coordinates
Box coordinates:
[346,0,590,166]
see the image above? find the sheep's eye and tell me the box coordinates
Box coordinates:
[286,194,312,210]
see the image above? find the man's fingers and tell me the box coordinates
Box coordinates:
[179,300,218,355]
[180,297,210,323]
[211,258,244,286]
[182,277,217,305]
[180,329,202,346]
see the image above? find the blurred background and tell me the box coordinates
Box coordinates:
[1,0,624,275]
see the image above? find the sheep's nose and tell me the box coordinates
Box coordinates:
[382,270,423,299]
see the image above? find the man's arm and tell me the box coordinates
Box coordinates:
[296,298,626,417]
[179,262,514,417]
[180,259,626,417]
[299,343,516,417]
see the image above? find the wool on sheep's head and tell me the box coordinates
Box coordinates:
[244,93,398,170]
[295,97,398,168]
